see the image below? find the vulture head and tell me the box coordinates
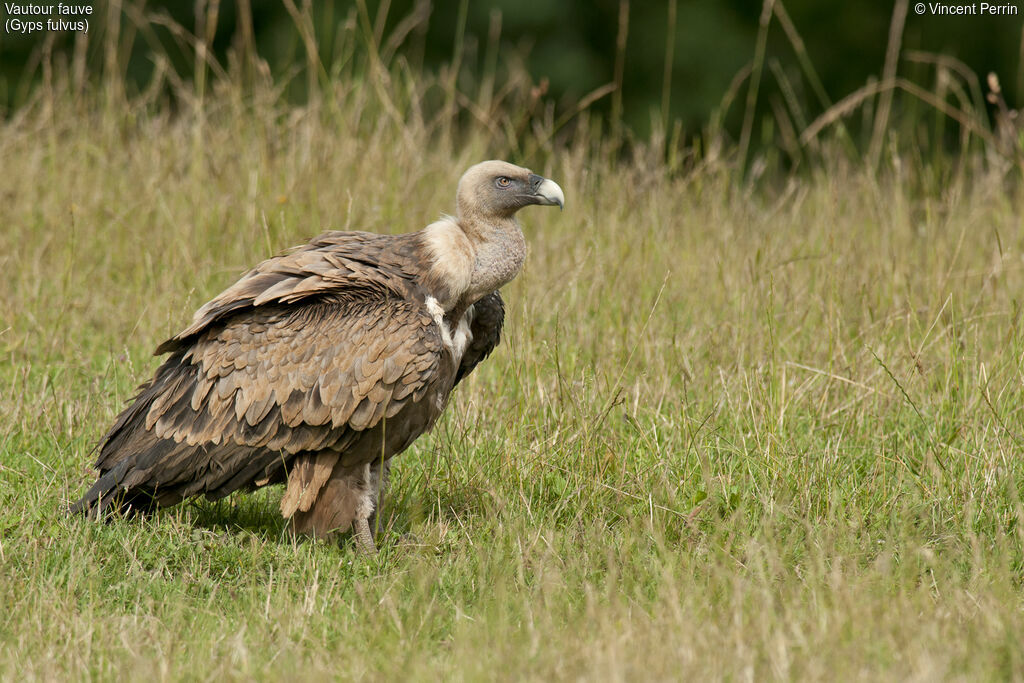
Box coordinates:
[422,160,564,312]
[455,160,565,220]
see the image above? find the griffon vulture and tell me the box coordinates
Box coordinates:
[71,160,564,552]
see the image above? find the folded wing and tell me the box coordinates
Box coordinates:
[72,234,446,514]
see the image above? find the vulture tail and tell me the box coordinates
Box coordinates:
[69,353,194,517]
[68,461,160,518]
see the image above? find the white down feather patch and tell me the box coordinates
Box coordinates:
[426,296,474,363]
[452,304,475,360]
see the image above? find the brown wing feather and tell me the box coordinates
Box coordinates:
[71,235,447,516]
[155,231,421,355]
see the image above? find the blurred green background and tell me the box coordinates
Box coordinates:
[1,1,1022,145]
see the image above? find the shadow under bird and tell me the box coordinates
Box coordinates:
[70,160,564,553]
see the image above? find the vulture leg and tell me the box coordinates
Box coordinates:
[355,459,390,554]
[289,460,389,553]
[353,518,377,554]
[366,459,391,536]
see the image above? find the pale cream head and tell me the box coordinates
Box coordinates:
[455,160,565,220]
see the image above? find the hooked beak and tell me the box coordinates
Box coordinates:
[527,173,565,210]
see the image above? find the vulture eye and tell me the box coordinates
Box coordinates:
[495,176,512,188]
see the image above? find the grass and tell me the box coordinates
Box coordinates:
[3,8,1024,680]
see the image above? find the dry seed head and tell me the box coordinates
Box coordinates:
[988,72,1001,94]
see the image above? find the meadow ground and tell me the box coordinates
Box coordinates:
[2,74,1024,679]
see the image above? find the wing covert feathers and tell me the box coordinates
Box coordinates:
[155,231,421,355]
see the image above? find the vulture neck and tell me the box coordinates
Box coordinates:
[419,213,525,315]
